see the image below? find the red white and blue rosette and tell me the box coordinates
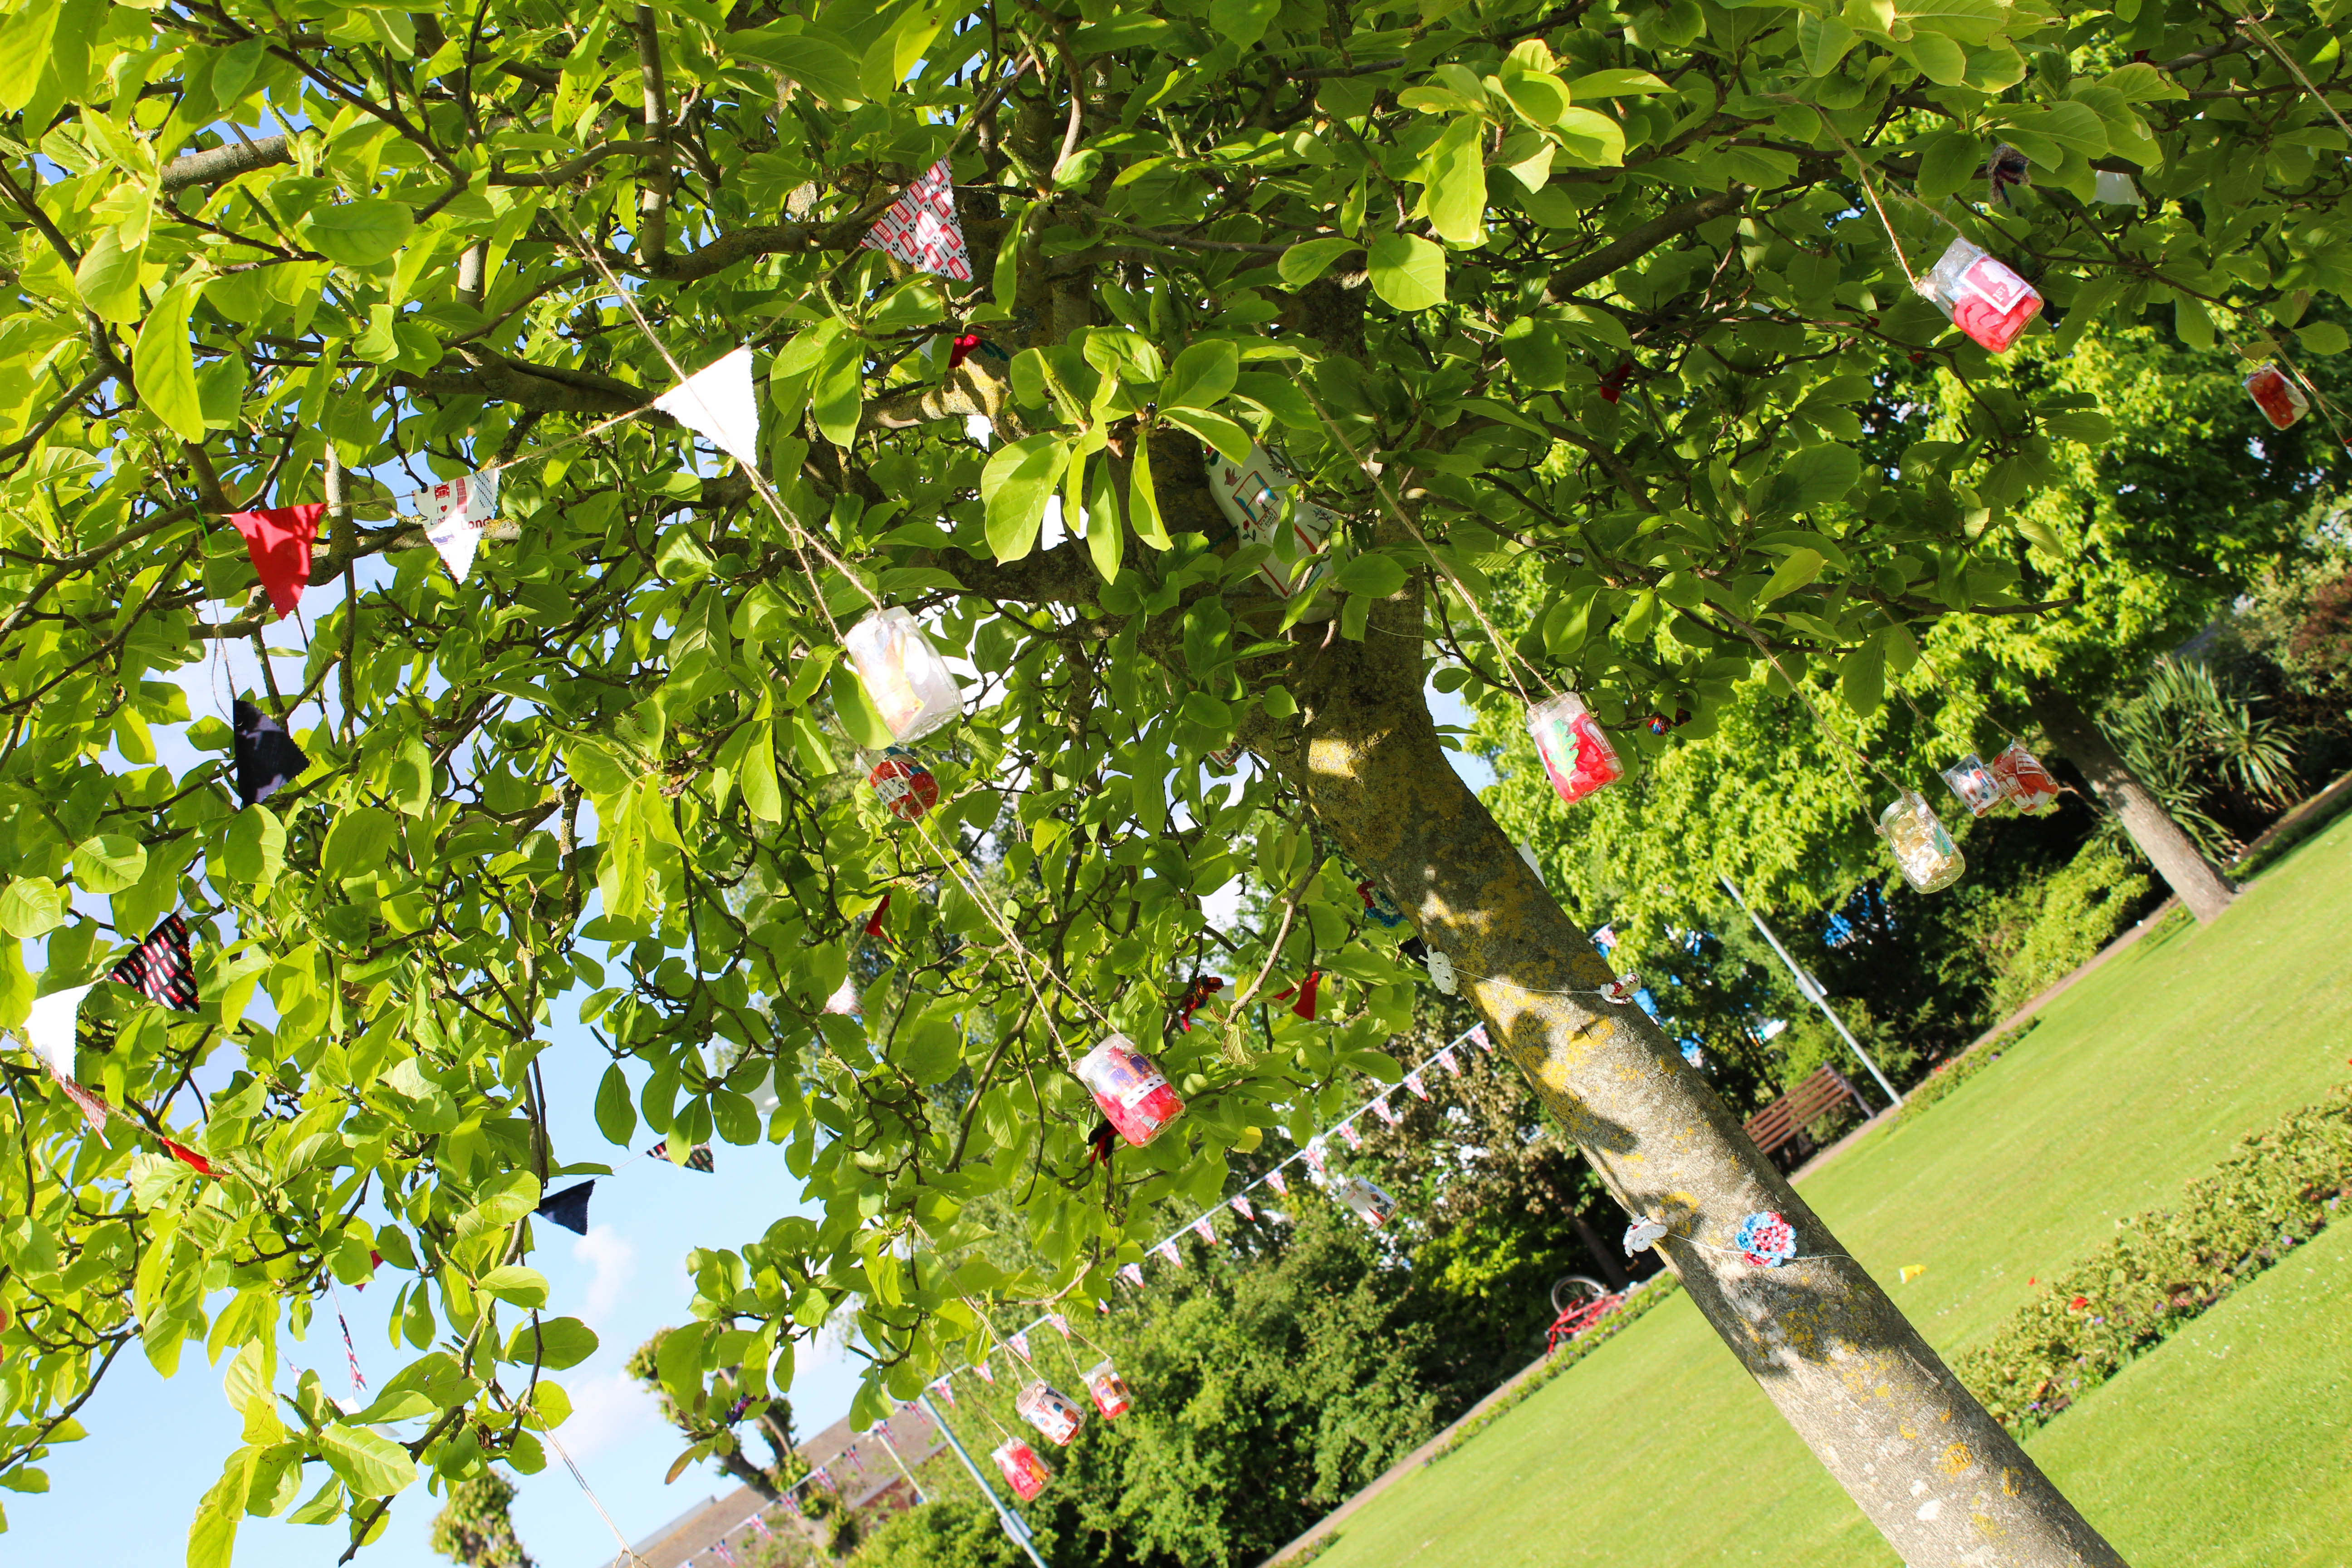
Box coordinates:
[1735,1210,1798,1268]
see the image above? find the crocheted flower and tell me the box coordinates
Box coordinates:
[1622,1216,1670,1255]
[1735,1210,1798,1268]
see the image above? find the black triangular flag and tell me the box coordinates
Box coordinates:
[536,1181,594,1235]
[233,699,310,807]
[110,913,198,1012]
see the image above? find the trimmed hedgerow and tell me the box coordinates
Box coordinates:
[1955,1083,2352,1435]
[1893,1017,2039,1127]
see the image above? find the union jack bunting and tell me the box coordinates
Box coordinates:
[1231,1195,1256,1222]
[974,1358,995,1385]
[111,914,198,1012]
[1154,1238,1182,1268]
[1369,1097,1399,1127]
[859,159,972,281]
[1303,1142,1328,1177]
[1192,1215,1218,1246]
[1338,1120,1363,1150]
[1009,1330,1031,1362]
[1117,1262,1145,1289]
[1403,1071,1430,1101]
[1436,1046,1462,1077]
[1470,1023,1492,1051]
[1045,1312,1070,1338]
[1264,1168,1289,1196]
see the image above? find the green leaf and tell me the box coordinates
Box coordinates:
[729,27,863,106]
[321,807,399,877]
[476,1265,550,1308]
[1161,339,1240,412]
[2002,103,2108,162]
[186,1451,250,1568]
[1334,553,1409,598]
[0,878,66,941]
[1207,0,1279,49]
[1840,637,1886,718]
[595,1063,637,1145]
[133,281,204,442]
[317,1422,418,1499]
[1757,548,1827,605]
[1561,69,1671,98]
[1777,445,1862,510]
[1158,407,1254,465]
[1916,132,1985,201]
[0,0,62,111]
[223,805,287,887]
[506,1316,600,1372]
[303,201,415,267]
[2040,411,2116,444]
[980,433,1069,562]
[1130,426,1173,549]
[2297,321,2349,356]
[1368,235,1446,311]
[1422,117,1488,245]
[1499,70,1571,127]
[1899,0,2008,46]
[74,226,145,323]
[828,661,896,749]
[1796,14,1857,75]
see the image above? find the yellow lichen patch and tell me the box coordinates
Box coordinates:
[1940,1441,1973,1477]
[1305,737,1359,779]
[2001,1467,2020,1497]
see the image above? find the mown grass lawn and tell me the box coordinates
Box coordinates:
[1306,812,2352,1568]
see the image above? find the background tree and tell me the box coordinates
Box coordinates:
[427,1471,535,1568]
[630,1328,808,1500]
[8,2,2352,1566]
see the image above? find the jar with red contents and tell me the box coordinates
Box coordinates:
[1075,1034,1186,1146]
[991,1439,1052,1500]
[1014,1380,1087,1445]
[1084,1359,1132,1419]
[865,745,940,821]
[1923,237,2043,354]
[2244,363,2309,430]
[1987,741,2060,813]
[1525,691,1624,807]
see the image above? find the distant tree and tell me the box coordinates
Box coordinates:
[631,1328,807,1502]
[428,1471,534,1568]
[850,1498,1027,1568]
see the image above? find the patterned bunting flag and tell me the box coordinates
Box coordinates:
[224,503,322,619]
[233,700,310,807]
[1264,1168,1288,1196]
[1303,1142,1328,1177]
[1009,1330,1030,1362]
[1231,1195,1256,1222]
[418,470,500,582]
[654,345,763,470]
[161,1135,215,1176]
[974,1357,995,1385]
[648,1141,716,1171]
[1470,1023,1492,1052]
[1117,1262,1145,1290]
[1369,1096,1399,1127]
[112,914,198,1012]
[536,1180,594,1235]
[1436,1046,1462,1077]
[1338,1120,1364,1149]
[931,1377,956,1406]
[1192,1215,1217,1246]
[858,159,973,281]
[1154,1238,1182,1268]
[1045,1312,1070,1339]
[24,987,109,1133]
[1403,1071,1430,1101]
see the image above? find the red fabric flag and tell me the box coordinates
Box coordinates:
[864,894,891,939]
[161,1136,215,1177]
[1292,970,1320,1019]
[225,504,323,619]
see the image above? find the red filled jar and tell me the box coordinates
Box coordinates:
[1015,1380,1086,1446]
[1987,741,2060,813]
[2244,363,2308,431]
[1075,1034,1186,1147]
[1084,1359,1132,1419]
[991,1438,1052,1500]
[1924,237,2043,354]
[866,745,940,821]
[1525,691,1624,808]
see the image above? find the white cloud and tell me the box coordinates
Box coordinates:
[559,1368,659,1460]
[573,1225,637,1327]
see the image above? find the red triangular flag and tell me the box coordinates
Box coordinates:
[224,504,323,619]
[161,1136,214,1177]
[864,894,891,939]
[1292,970,1321,1019]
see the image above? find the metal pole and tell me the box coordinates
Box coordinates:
[1719,875,1903,1109]
[917,1393,1049,1568]
[871,1419,928,1505]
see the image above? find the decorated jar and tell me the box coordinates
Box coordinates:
[1014,1380,1086,1446]
[991,1439,1052,1501]
[845,606,963,743]
[1526,691,1624,808]
[1333,1174,1397,1229]
[866,746,940,821]
[2244,363,2308,431]
[1923,236,2043,354]
[1877,789,1966,893]
[1940,753,2004,817]
[1084,1359,1132,1419]
[1987,741,2060,813]
[1075,1034,1186,1147]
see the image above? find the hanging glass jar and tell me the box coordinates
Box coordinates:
[1988,741,2061,813]
[1333,1174,1397,1229]
[1014,1380,1087,1446]
[1940,754,2005,816]
[991,1439,1052,1500]
[1878,789,1966,892]
[2243,363,2309,431]
[866,745,940,821]
[1923,236,2043,354]
[1083,1360,1132,1419]
[1526,691,1624,808]
[845,606,963,743]
[1075,1034,1186,1147]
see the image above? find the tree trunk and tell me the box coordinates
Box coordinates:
[1271,598,2127,1568]
[2026,678,2235,924]
[1568,1208,1629,1290]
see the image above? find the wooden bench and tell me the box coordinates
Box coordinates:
[1744,1063,1868,1163]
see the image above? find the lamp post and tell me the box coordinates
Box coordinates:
[1719,875,1903,1109]
[917,1392,1050,1568]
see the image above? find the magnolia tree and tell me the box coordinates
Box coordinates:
[2,1,2347,1566]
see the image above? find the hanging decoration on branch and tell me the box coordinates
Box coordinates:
[1735,1211,1800,1269]
[111,914,198,1012]
[1426,951,1457,994]
[866,746,940,821]
[417,470,501,582]
[973,1357,995,1385]
[2244,362,2310,430]
[859,159,974,281]
[1263,1168,1288,1197]
[1988,742,2060,813]
[1878,790,1967,893]
[1191,1216,1218,1246]
[1173,975,1224,1032]
[1369,1096,1399,1128]
[1357,881,1406,928]
[1203,442,1338,602]
[1401,1071,1429,1102]
[1921,236,2044,355]
[1333,1175,1397,1229]
[1076,1035,1186,1147]
[1600,974,1643,1005]
[1470,1024,1492,1051]
[1435,1046,1462,1078]
[233,700,310,807]
[1014,1381,1086,1446]
[1272,970,1322,1019]
[1336,1121,1363,1151]
[845,607,964,744]
[991,1439,1051,1502]
[1116,1263,1145,1290]
[536,1181,595,1235]
[652,345,764,469]
[647,1141,715,1171]
[1152,1239,1182,1268]
[1986,143,2031,206]
[1940,753,2005,816]
[1084,1361,1132,1420]
[1009,1329,1031,1362]
[22,985,106,1132]
[1623,1216,1671,1255]
[225,502,323,619]
[2092,169,2142,205]
[1527,691,1624,807]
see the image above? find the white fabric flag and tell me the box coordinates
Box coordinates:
[655,346,763,470]
[25,984,93,1080]
[419,470,499,582]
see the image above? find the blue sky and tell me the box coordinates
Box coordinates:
[8,573,1498,1568]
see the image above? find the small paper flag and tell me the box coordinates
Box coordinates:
[233,700,310,807]
[1622,1216,1669,1255]
[931,1377,956,1406]
[649,1141,715,1171]
[24,984,94,1084]
[1303,1143,1328,1177]
[418,470,500,582]
[112,913,198,1012]
[1192,1216,1217,1246]
[1264,1168,1289,1196]
[1402,1072,1429,1101]
[1044,1312,1070,1339]
[1154,1239,1182,1268]
[974,1358,995,1385]
[1369,1097,1399,1127]
[858,158,973,281]
[1117,1262,1145,1289]
[225,503,322,618]
[1436,1046,1461,1077]
[1231,1195,1256,1222]
[161,1135,215,1177]
[1470,1024,1492,1051]
[1338,1120,1363,1150]
[655,345,763,470]
[536,1181,595,1235]
[1009,1330,1030,1362]
[1899,1264,1927,1284]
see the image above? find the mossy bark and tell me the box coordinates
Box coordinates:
[2028,679,2235,925]
[1270,601,2127,1568]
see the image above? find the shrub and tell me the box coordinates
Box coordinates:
[1954,1084,2352,1435]
[850,1498,1029,1568]
[1891,1019,2038,1128]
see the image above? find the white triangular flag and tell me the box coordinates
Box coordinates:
[24,985,93,1080]
[655,346,762,470]
[419,470,499,582]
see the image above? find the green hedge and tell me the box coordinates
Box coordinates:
[1893,1018,2038,1127]
[1955,1083,2352,1435]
